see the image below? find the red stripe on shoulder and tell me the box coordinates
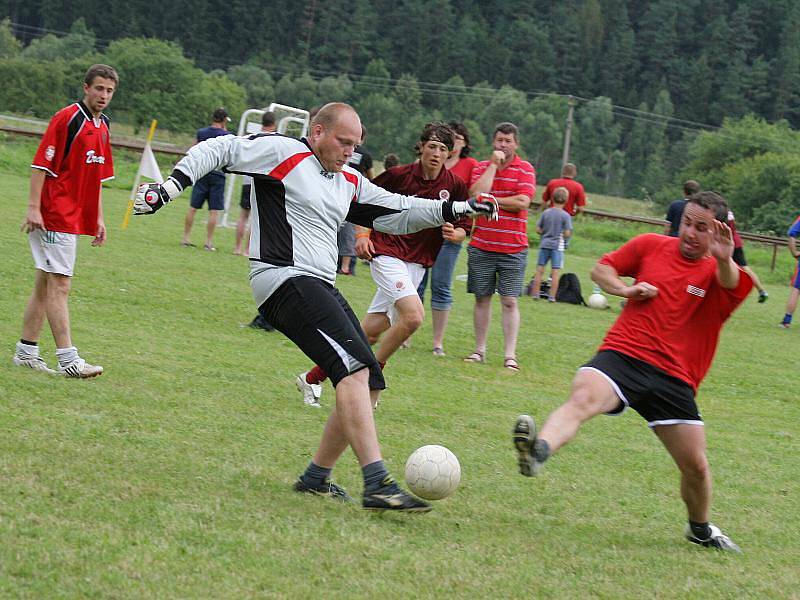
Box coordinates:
[268,151,313,180]
[342,170,359,202]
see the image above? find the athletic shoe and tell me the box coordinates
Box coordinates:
[513,414,542,476]
[758,290,769,303]
[295,372,322,407]
[362,476,432,512]
[249,314,274,331]
[685,523,742,553]
[58,358,103,378]
[779,322,791,329]
[432,347,446,357]
[293,477,352,502]
[12,354,56,374]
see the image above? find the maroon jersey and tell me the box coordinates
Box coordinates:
[32,101,114,235]
[370,162,470,267]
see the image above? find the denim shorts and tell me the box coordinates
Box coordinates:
[537,247,564,269]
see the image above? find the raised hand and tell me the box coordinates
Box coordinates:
[708,219,734,262]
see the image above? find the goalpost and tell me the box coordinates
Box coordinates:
[220,103,310,227]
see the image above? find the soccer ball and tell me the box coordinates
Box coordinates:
[404,445,461,500]
[587,293,609,309]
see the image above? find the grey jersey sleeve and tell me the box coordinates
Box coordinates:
[346,177,454,234]
[168,134,288,189]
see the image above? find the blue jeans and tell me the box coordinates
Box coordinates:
[417,241,463,310]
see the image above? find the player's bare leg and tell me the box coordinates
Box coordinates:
[182,207,197,245]
[653,424,711,522]
[21,270,48,342]
[45,273,72,349]
[361,312,391,346]
[514,369,619,475]
[549,268,561,300]
[205,210,219,250]
[742,265,767,300]
[431,308,449,352]
[531,265,546,299]
[500,295,520,363]
[233,209,249,255]
[469,295,492,359]
[372,296,424,363]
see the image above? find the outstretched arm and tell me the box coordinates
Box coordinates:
[591,262,658,300]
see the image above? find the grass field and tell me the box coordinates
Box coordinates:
[1,140,799,598]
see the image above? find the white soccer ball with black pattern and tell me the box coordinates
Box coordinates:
[588,293,609,309]
[404,445,461,500]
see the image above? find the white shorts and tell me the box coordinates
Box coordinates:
[367,255,425,323]
[29,229,78,276]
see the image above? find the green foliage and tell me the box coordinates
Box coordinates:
[0,58,67,117]
[0,18,21,58]
[20,18,95,61]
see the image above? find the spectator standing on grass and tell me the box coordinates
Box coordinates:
[182,107,233,251]
[417,121,479,356]
[338,126,374,276]
[541,163,586,217]
[779,215,800,328]
[133,102,497,512]
[464,122,535,372]
[13,64,118,378]
[530,187,573,302]
[664,180,701,237]
[234,111,277,257]
[513,191,752,552]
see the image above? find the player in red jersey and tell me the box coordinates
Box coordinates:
[297,122,472,407]
[13,64,118,378]
[513,191,752,552]
[541,163,586,217]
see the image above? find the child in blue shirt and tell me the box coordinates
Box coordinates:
[531,187,573,301]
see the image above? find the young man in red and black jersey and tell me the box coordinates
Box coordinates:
[14,64,117,378]
[514,191,752,552]
[296,122,471,407]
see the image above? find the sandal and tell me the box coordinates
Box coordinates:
[203,244,217,252]
[432,347,446,357]
[181,241,196,248]
[463,351,485,363]
[504,357,520,371]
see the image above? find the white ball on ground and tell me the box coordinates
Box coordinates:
[588,293,609,309]
[404,445,461,500]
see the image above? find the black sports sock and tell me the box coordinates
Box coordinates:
[301,462,332,486]
[20,339,38,346]
[689,520,711,540]
[533,439,551,463]
[362,460,389,491]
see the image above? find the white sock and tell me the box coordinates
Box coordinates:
[55,346,79,367]
[16,341,40,357]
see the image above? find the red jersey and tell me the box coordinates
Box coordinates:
[727,210,743,249]
[599,234,753,390]
[31,102,114,235]
[370,162,470,267]
[542,177,586,216]
[469,155,536,254]
[448,156,478,185]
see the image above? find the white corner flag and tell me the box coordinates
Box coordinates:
[122,119,163,229]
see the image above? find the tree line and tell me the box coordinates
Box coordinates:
[0,6,799,233]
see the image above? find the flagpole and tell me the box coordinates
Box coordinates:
[121,119,158,229]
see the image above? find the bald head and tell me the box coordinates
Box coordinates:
[308,102,362,173]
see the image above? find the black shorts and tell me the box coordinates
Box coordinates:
[240,184,251,211]
[258,276,385,390]
[732,247,747,267]
[580,350,702,428]
[190,173,226,210]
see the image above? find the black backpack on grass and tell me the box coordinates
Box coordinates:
[556,273,586,306]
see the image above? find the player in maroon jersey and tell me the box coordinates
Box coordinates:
[14,64,118,378]
[513,191,752,552]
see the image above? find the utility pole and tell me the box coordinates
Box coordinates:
[561,96,576,168]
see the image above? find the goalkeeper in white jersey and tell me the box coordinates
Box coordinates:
[134,102,497,512]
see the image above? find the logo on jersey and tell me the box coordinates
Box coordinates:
[686,284,706,298]
[439,189,450,201]
[45,146,55,161]
[85,150,106,164]
[395,281,405,290]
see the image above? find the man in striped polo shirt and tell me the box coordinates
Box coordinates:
[465,122,536,371]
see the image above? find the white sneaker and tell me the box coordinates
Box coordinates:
[58,357,103,378]
[13,354,56,374]
[295,372,322,407]
[685,523,742,553]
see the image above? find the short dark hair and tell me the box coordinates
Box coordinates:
[383,153,400,170]
[416,121,455,155]
[683,180,701,196]
[84,64,118,87]
[261,111,276,127]
[688,191,728,221]
[448,121,472,158]
[494,122,519,141]
[212,107,229,122]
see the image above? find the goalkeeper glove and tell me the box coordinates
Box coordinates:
[134,178,183,215]
[453,193,499,220]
